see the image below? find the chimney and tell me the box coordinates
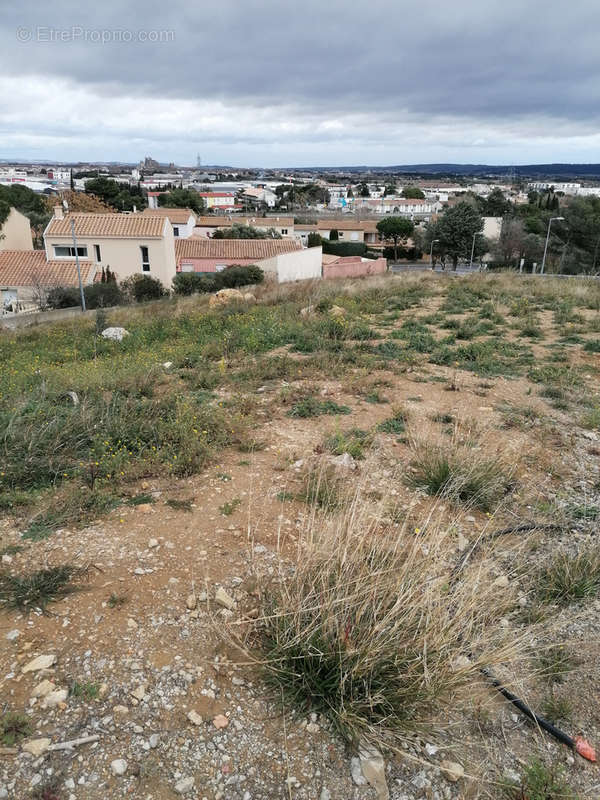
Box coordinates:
[53,205,64,220]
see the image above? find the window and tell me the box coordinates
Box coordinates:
[281,228,288,235]
[140,246,150,272]
[53,245,88,258]
[215,264,226,272]
[173,226,179,237]
[94,244,101,262]
[181,262,194,273]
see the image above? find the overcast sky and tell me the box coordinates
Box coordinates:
[1,0,599,167]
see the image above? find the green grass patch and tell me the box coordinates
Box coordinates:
[323,428,373,460]
[288,397,351,418]
[0,565,82,612]
[219,498,241,516]
[0,712,32,746]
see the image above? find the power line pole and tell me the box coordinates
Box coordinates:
[70,218,86,312]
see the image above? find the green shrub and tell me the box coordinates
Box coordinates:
[122,274,167,302]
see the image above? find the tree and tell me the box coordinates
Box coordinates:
[435,202,484,269]
[329,228,339,241]
[383,183,396,196]
[212,224,281,239]
[43,190,112,215]
[484,187,512,217]
[158,188,204,214]
[376,216,414,261]
[84,177,146,211]
[494,218,527,265]
[401,187,425,199]
[307,232,323,247]
[359,182,370,197]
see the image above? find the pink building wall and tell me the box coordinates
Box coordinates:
[322,256,387,280]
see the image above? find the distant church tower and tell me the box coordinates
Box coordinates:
[196,153,202,168]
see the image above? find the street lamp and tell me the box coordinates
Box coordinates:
[429,238,439,269]
[541,217,564,275]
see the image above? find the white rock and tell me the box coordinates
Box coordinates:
[186,594,197,611]
[6,629,20,642]
[148,538,159,549]
[31,679,56,699]
[174,777,195,794]
[102,327,129,342]
[22,654,56,673]
[41,689,68,708]
[359,745,389,800]
[493,574,509,589]
[1,555,12,564]
[215,587,236,610]
[127,618,138,630]
[110,759,128,776]
[329,452,357,471]
[213,714,229,729]
[350,757,367,786]
[131,685,146,701]
[320,789,331,800]
[149,734,160,749]
[162,362,173,369]
[187,710,203,726]
[22,739,51,757]
[440,760,464,782]
[425,743,439,756]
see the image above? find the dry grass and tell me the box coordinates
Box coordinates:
[253,489,524,749]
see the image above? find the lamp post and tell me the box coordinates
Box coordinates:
[541,216,564,275]
[429,238,439,270]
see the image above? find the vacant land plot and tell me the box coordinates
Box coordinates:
[1,272,599,799]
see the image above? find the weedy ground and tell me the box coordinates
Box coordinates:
[1,271,599,799]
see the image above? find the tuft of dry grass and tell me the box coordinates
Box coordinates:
[254,492,524,749]
[407,442,513,512]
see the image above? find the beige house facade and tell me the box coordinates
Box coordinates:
[0,207,33,251]
[44,208,176,289]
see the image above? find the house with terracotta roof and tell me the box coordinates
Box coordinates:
[175,237,321,283]
[294,219,382,247]
[194,216,294,238]
[0,249,95,311]
[141,207,196,238]
[198,192,238,210]
[44,206,176,289]
[0,208,33,252]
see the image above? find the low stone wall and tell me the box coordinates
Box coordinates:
[0,305,115,332]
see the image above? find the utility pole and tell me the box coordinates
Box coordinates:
[70,218,86,312]
[541,216,564,275]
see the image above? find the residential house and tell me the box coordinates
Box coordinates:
[44,207,176,289]
[0,249,95,311]
[198,192,238,210]
[141,207,196,238]
[193,216,294,238]
[241,187,277,208]
[0,207,33,251]
[294,219,381,247]
[174,237,321,283]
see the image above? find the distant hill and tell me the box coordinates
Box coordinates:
[294,163,600,178]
